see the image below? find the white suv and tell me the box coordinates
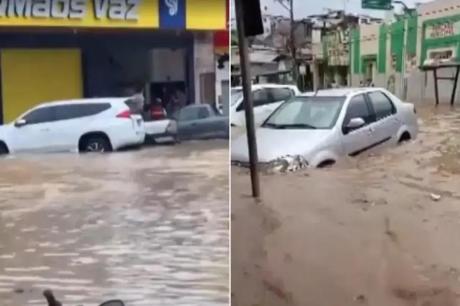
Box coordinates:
[0,98,145,154]
[231,84,300,127]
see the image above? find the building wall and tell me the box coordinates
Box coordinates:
[151,49,186,83]
[0,31,197,123]
[350,23,381,87]
[1,49,83,123]
[360,23,380,56]
[351,28,360,76]
[312,2,460,105]
[347,1,460,105]
[415,0,460,104]
[416,0,460,66]
[312,29,323,60]
[194,32,216,104]
[216,60,229,114]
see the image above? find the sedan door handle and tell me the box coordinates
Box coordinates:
[40,128,50,132]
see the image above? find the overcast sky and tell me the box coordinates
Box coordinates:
[232,0,432,19]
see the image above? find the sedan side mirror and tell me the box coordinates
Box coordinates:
[344,117,365,133]
[14,119,27,127]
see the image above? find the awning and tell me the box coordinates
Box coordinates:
[420,61,460,106]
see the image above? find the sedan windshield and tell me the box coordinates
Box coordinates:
[231,89,243,106]
[263,96,345,129]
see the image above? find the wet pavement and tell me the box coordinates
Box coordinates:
[232,106,460,306]
[0,140,229,306]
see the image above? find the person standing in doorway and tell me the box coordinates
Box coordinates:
[122,83,145,114]
[132,83,145,113]
[150,98,167,120]
[176,88,187,109]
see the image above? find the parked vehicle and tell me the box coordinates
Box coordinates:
[174,104,229,140]
[144,119,178,144]
[0,98,145,154]
[232,88,418,169]
[231,84,300,127]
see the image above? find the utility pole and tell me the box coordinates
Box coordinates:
[275,0,297,86]
[235,0,261,198]
[289,0,297,86]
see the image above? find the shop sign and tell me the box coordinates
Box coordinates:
[0,0,226,29]
[362,0,392,10]
[159,0,185,28]
[0,0,139,20]
[0,0,159,28]
[426,21,460,39]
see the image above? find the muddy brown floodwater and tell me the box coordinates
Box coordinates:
[232,105,460,306]
[0,140,229,306]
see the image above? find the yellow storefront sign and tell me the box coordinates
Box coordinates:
[0,0,159,28]
[0,0,227,29]
[186,0,226,30]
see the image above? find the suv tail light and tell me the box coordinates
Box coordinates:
[116,109,132,119]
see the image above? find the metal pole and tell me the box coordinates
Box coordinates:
[235,0,260,198]
[451,66,460,106]
[433,69,439,106]
[401,17,408,101]
[290,0,297,86]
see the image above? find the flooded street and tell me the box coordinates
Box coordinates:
[0,141,229,306]
[232,106,460,306]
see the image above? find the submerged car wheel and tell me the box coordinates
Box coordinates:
[83,136,111,153]
[0,143,8,155]
[317,160,336,168]
[398,132,411,144]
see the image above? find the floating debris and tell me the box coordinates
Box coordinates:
[265,155,309,173]
[430,193,442,201]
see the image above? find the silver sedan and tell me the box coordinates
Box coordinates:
[231,87,418,170]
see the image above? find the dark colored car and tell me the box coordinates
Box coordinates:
[173,104,229,141]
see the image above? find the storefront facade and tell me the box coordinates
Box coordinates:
[0,0,227,123]
[412,0,460,104]
[349,13,418,100]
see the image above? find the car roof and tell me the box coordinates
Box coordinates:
[36,97,130,108]
[299,87,385,97]
[232,84,298,90]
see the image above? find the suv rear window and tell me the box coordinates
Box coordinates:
[55,103,111,121]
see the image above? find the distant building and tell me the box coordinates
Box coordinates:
[231,14,313,89]
[346,0,460,104]
[309,10,374,90]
